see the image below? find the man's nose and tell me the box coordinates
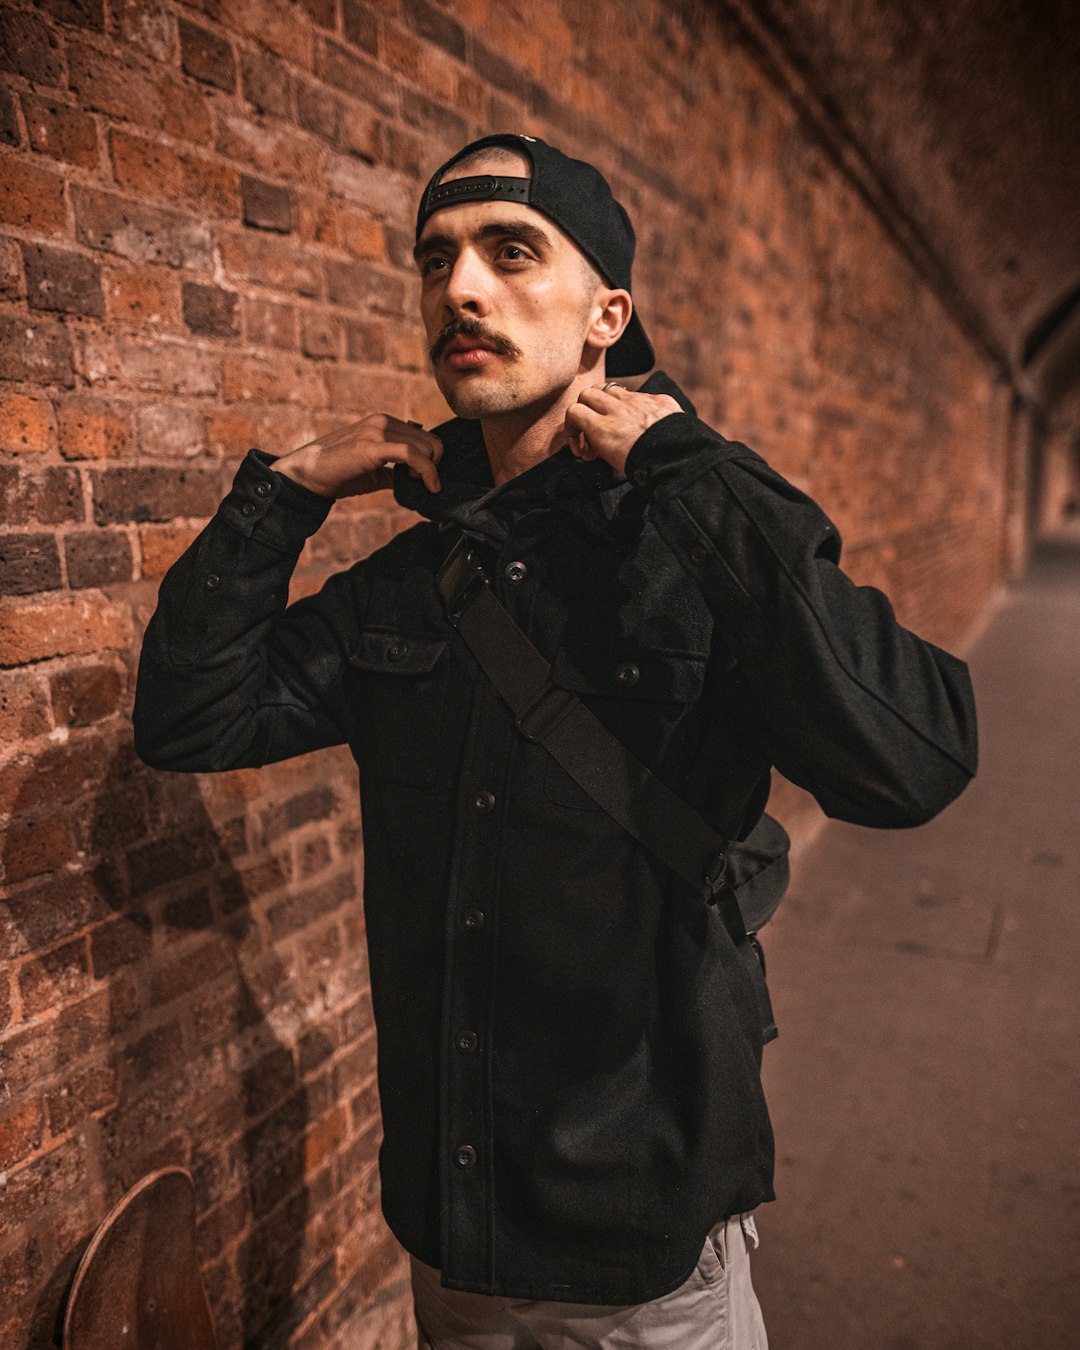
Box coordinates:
[440,249,493,317]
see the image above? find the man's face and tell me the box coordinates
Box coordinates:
[413,159,619,420]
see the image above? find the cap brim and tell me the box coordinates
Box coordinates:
[605,306,655,377]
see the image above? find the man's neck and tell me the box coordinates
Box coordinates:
[480,370,653,487]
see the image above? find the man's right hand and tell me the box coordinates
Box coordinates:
[273,413,444,498]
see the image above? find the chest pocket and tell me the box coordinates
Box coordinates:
[541,639,708,811]
[348,629,450,785]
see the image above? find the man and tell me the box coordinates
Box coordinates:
[133,133,978,1348]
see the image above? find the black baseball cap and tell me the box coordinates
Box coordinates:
[415,132,655,378]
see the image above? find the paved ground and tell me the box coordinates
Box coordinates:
[753,520,1080,1350]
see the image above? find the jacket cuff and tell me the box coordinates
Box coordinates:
[218,447,334,550]
[623,413,751,499]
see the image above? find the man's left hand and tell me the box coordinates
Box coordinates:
[565,384,683,477]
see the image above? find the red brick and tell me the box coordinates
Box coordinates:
[19,936,93,1019]
[241,175,296,233]
[57,398,133,461]
[243,295,299,349]
[137,523,202,578]
[0,1098,45,1169]
[1,809,78,883]
[181,281,240,338]
[21,90,98,167]
[0,533,62,595]
[219,230,322,297]
[21,241,104,317]
[0,670,52,747]
[44,1059,119,1134]
[0,393,53,454]
[109,126,184,198]
[64,529,134,588]
[0,592,130,666]
[241,48,295,119]
[0,315,75,387]
[178,17,237,93]
[0,464,83,526]
[49,663,124,727]
[0,871,110,962]
[91,465,220,525]
[71,183,214,269]
[0,10,64,84]
[150,937,233,1006]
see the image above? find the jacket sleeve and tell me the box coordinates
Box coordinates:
[623,413,978,828]
[133,448,368,773]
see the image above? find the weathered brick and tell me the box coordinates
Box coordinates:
[0,591,131,666]
[241,48,295,119]
[178,17,237,93]
[109,126,184,197]
[44,1059,118,1135]
[0,533,62,596]
[102,262,182,328]
[89,914,152,978]
[77,332,221,394]
[300,312,340,359]
[57,398,132,461]
[0,393,53,454]
[182,281,241,338]
[91,466,220,524]
[267,869,356,942]
[117,1020,185,1083]
[1,809,78,883]
[243,295,298,350]
[0,464,83,526]
[71,184,214,270]
[68,42,213,143]
[19,936,93,1019]
[296,79,341,143]
[0,79,18,147]
[64,529,134,588]
[0,670,52,748]
[22,241,104,318]
[0,735,111,819]
[137,522,202,577]
[316,38,396,113]
[0,315,75,387]
[0,9,64,85]
[49,663,124,727]
[324,258,407,315]
[241,175,295,233]
[133,402,206,459]
[150,937,233,1006]
[221,352,327,406]
[21,91,99,167]
[219,230,322,297]
[0,1099,46,1170]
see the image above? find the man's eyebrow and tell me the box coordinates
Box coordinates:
[412,219,554,266]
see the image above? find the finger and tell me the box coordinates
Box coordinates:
[385,415,443,461]
[398,444,441,493]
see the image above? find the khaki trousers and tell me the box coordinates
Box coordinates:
[410,1213,768,1349]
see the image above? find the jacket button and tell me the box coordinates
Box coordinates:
[463,908,485,930]
[632,467,650,487]
[505,560,527,583]
[386,640,409,662]
[615,661,639,686]
[456,1030,479,1053]
[689,544,708,566]
[453,1144,477,1169]
[473,789,495,812]
[255,480,272,497]
[240,500,256,516]
[204,573,221,590]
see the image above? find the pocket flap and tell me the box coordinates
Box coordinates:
[349,630,449,674]
[550,639,706,701]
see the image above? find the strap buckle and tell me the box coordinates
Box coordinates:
[516,682,577,743]
[437,535,489,622]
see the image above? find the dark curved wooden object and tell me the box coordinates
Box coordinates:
[63,1166,218,1350]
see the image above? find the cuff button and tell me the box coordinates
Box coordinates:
[205,573,220,590]
[240,501,256,516]
[255,480,272,497]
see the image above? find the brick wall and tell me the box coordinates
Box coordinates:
[1,1,1012,1345]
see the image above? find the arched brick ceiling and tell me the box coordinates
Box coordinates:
[736,0,1080,406]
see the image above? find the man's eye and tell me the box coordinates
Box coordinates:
[421,245,531,277]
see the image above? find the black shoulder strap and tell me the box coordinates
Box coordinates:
[435,531,789,942]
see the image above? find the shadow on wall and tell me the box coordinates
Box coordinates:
[4,738,312,1349]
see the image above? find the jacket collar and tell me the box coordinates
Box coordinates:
[392,369,697,548]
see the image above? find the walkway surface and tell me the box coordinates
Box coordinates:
[753,521,1080,1350]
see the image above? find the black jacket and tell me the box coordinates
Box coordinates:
[132,368,978,1304]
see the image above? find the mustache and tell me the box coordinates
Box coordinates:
[433,324,516,362]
